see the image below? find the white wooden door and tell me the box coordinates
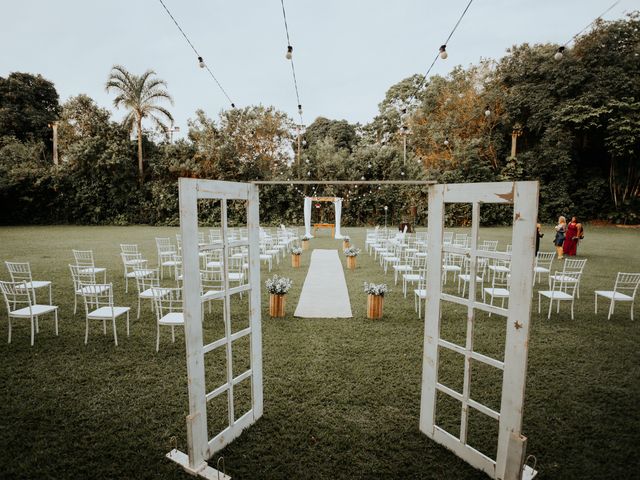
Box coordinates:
[420,181,538,480]
[168,179,263,479]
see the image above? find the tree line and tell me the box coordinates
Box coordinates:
[0,13,638,226]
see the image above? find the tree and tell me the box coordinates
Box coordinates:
[105,65,173,181]
[0,72,60,152]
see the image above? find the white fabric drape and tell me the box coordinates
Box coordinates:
[304,197,313,237]
[334,198,343,239]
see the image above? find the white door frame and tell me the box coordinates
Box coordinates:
[420,181,538,480]
[168,178,263,479]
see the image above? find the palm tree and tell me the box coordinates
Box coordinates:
[106,65,173,181]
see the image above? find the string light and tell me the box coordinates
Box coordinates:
[439,45,448,59]
[157,0,235,108]
[444,137,450,146]
[280,0,304,122]
[554,46,565,61]
[484,106,491,117]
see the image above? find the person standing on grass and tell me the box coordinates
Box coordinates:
[563,216,581,256]
[536,223,544,255]
[554,216,567,260]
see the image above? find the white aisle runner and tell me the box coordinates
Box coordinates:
[294,249,353,318]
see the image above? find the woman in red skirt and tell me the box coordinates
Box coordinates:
[563,216,580,256]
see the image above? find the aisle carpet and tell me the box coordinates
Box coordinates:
[294,249,353,318]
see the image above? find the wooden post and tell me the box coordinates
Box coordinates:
[347,256,356,270]
[291,254,301,268]
[302,239,309,250]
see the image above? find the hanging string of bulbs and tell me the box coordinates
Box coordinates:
[157,0,236,108]
[553,0,621,60]
[280,0,304,124]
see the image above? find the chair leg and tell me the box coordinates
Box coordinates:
[126,312,130,336]
[85,318,89,344]
[137,297,141,320]
[547,296,553,319]
[608,300,615,320]
[54,309,59,336]
[8,317,12,344]
[113,317,118,346]
[571,300,574,320]
[74,294,78,315]
[48,284,52,305]
[594,294,598,314]
[31,318,35,346]
[156,324,160,352]
[171,326,175,343]
[538,293,541,314]
[35,316,39,333]
[103,319,107,335]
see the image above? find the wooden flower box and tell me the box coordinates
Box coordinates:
[347,256,356,270]
[291,254,301,268]
[269,294,286,318]
[302,239,309,250]
[367,294,384,319]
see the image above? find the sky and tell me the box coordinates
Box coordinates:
[0,0,633,140]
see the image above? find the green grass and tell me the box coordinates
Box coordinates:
[0,225,639,479]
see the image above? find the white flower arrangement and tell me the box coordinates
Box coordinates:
[265,274,293,295]
[343,246,361,257]
[364,282,389,297]
[343,235,350,241]
[302,234,311,241]
[291,247,302,255]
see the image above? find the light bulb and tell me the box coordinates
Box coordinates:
[286,45,293,60]
[401,171,405,176]
[361,176,365,180]
[367,163,372,168]
[439,45,448,60]
[307,171,311,176]
[554,46,565,61]
[484,106,491,117]
[302,140,307,146]
[198,56,205,68]
[306,159,310,164]
[298,104,303,115]
[384,206,388,210]
[444,138,449,146]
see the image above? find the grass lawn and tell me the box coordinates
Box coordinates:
[0,224,639,479]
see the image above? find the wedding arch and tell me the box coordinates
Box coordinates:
[169,178,538,480]
[303,196,343,239]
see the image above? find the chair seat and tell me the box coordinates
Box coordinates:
[126,269,155,279]
[77,285,110,295]
[549,274,578,283]
[201,290,224,301]
[539,290,573,300]
[87,306,130,319]
[16,280,51,290]
[443,265,461,272]
[489,266,510,274]
[414,289,427,298]
[158,312,184,325]
[534,266,550,274]
[10,304,58,317]
[206,261,222,268]
[459,274,483,283]
[161,260,179,267]
[80,267,106,275]
[484,288,510,297]
[125,259,146,266]
[393,265,412,272]
[594,290,632,301]
[139,288,172,299]
[228,273,243,281]
[404,274,422,282]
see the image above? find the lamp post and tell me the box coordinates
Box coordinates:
[166,123,180,143]
[47,121,59,166]
[511,122,523,158]
[384,205,388,229]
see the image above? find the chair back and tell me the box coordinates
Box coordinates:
[535,251,556,269]
[5,261,33,283]
[0,280,32,312]
[155,237,176,254]
[73,249,96,267]
[201,264,223,293]
[120,244,139,255]
[152,287,183,321]
[562,258,587,275]
[121,252,145,267]
[550,271,581,296]
[69,264,98,291]
[479,240,498,252]
[454,233,468,247]
[134,267,160,293]
[613,272,640,298]
[80,283,113,312]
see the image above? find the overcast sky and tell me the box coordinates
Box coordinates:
[1,0,632,139]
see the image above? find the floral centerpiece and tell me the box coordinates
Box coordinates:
[342,235,350,249]
[265,274,292,317]
[344,246,360,269]
[291,246,302,268]
[364,282,389,319]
